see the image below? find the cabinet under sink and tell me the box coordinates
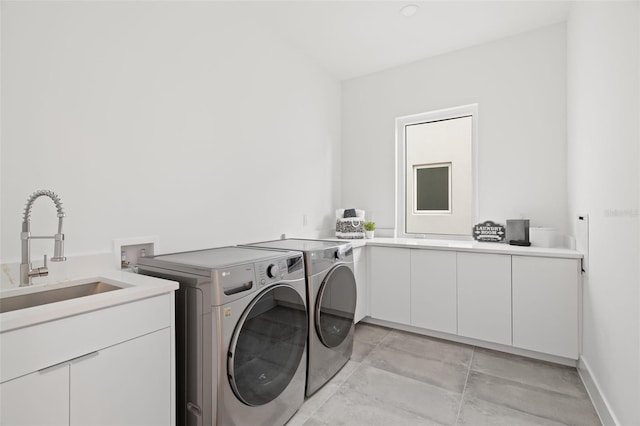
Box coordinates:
[0,274,177,425]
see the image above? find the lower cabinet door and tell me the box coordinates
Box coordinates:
[512,256,579,359]
[410,249,457,334]
[0,364,70,425]
[457,252,512,346]
[70,328,172,426]
[369,247,411,325]
[353,247,368,323]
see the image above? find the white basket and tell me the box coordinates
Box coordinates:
[335,209,365,239]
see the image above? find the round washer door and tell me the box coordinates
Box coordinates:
[228,284,307,406]
[315,264,357,348]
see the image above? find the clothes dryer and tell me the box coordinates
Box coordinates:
[243,239,356,396]
[138,247,307,426]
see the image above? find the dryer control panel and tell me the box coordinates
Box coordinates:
[256,254,304,287]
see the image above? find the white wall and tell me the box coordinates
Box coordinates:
[567,2,640,425]
[0,1,341,263]
[342,24,567,236]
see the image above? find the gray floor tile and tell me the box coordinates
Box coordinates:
[293,360,359,421]
[330,359,360,385]
[293,381,340,421]
[302,417,329,426]
[457,395,567,426]
[464,371,601,426]
[286,411,310,426]
[343,363,461,425]
[471,348,588,398]
[353,323,392,344]
[351,338,376,362]
[381,330,474,368]
[312,386,443,426]
[294,326,599,426]
[364,341,470,393]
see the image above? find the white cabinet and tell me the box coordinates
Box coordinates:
[457,252,511,346]
[364,243,581,361]
[512,256,579,359]
[353,247,368,323]
[410,250,457,334]
[71,328,171,425]
[1,293,175,426]
[1,329,171,426]
[369,247,411,325]
[0,364,69,425]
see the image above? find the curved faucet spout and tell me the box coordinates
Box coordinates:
[20,190,67,286]
[22,189,65,223]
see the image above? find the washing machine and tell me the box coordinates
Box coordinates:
[137,247,307,426]
[243,239,357,396]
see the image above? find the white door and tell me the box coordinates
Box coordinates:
[410,249,457,334]
[457,252,511,345]
[0,365,69,425]
[353,247,368,323]
[512,256,579,359]
[369,247,411,325]
[70,328,172,426]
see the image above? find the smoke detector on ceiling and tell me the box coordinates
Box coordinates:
[400,4,420,17]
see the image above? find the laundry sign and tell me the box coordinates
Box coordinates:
[473,221,506,242]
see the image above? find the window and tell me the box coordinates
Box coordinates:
[396,105,477,237]
[414,163,451,213]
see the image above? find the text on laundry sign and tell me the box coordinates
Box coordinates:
[473,221,506,242]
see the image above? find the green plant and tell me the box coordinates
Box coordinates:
[364,221,376,231]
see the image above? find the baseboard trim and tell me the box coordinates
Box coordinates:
[360,317,577,367]
[577,356,618,426]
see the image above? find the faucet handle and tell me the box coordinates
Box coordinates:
[28,254,49,278]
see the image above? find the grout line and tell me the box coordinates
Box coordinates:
[357,326,391,363]
[367,328,394,359]
[454,346,474,426]
[295,364,355,424]
[297,326,383,424]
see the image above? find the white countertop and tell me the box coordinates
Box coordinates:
[0,270,178,332]
[331,237,582,259]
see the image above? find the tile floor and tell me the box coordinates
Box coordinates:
[287,323,601,426]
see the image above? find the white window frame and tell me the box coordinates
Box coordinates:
[395,104,479,239]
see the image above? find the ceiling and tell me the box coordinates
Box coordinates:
[239,1,572,80]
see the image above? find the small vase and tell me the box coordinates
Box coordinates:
[365,230,375,239]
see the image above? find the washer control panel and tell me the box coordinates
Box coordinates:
[266,263,280,278]
[256,254,304,286]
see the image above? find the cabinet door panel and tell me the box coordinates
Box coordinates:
[457,252,511,345]
[0,293,171,384]
[369,247,411,325]
[71,328,171,426]
[410,250,457,334]
[0,364,69,425]
[512,256,579,359]
[353,247,368,323]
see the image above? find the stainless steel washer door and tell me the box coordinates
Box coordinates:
[315,264,357,348]
[228,284,307,406]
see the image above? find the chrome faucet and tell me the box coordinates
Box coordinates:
[20,190,67,286]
